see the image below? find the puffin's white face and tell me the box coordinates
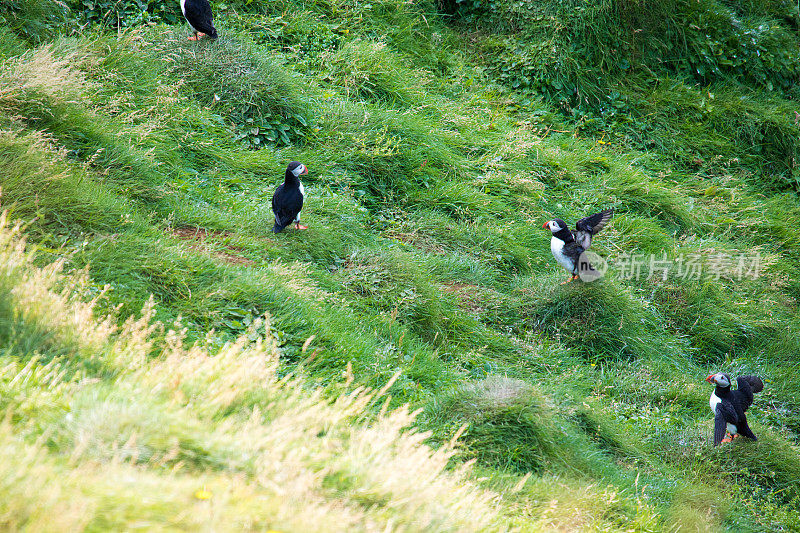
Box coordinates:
[291,163,308,177]
[542,220,563,233]
[705,372,730,387]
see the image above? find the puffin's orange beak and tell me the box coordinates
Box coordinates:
[301,167,309,175]
[542,221,549,230]
[705,374,715,383]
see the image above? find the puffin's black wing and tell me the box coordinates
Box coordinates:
[737,413,757,440]
[574,209,613,250]
[713,408,728,446]
[183,0,217,37]
[738,375,763,395]
[733,375,762,413]
[713,400,740,446]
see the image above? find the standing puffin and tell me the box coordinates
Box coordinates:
[272,161,308,233]
[542,209,613,283]
[180,0,217,41]
[706,372,763,445]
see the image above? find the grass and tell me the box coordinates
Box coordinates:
[0,0,799,529]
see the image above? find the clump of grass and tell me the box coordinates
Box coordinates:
[319,104,468,209]
[328,39,430,107]
[334,247,479,344]
[665,483,729,532]
[0,42,176,205]
[143,28,314,147]
[427,376,591,473]
[524,280,675,362]
[574,399,650,465]
[650,280,750,361]
[511,474,663,532]
[0,43,90,106]
[0,128,127,236]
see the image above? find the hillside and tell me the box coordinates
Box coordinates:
[1,0,800,530]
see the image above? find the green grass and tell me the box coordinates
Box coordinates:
[0,0,799,529]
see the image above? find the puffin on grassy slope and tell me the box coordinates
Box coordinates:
[272,161,308,233]
[180,0,217,40]
[706,372,763,445]
[542,209,613,283]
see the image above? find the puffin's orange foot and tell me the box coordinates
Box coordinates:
[197,32,208,38]
[560,275,579,285]
[295,224,308,230]
[188,34,199,41]
[721,435,734,443]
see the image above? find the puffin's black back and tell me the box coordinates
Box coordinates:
[183,0,217,38]
[271,163,305,233]
[271,184,303,232]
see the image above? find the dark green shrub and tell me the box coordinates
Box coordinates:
[446,0,800,106]
[0,0,69,43]
[68,0,183,29]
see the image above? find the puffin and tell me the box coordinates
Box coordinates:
[706,372,763,445]
[272,161,308,233]
[542,208,613,283]
[180,0,218,41]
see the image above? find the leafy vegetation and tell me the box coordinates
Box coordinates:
[0,0,799,529]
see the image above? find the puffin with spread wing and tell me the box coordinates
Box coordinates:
[543,209,613,283]
[706,372,763,445]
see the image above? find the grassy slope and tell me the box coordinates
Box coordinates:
[1,0,799,530]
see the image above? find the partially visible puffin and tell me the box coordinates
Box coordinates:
[180,0,217,41]
[543,208,613,283]
[272,161,308,233]
[706,372,763,445]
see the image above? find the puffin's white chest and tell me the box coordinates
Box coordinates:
[709,393,721,414]
[550,237,575,273]
[297,182,304,211]
[180,0,187,14]
[292,182,304,222]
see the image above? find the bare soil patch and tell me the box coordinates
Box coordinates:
[169,226,256,266]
